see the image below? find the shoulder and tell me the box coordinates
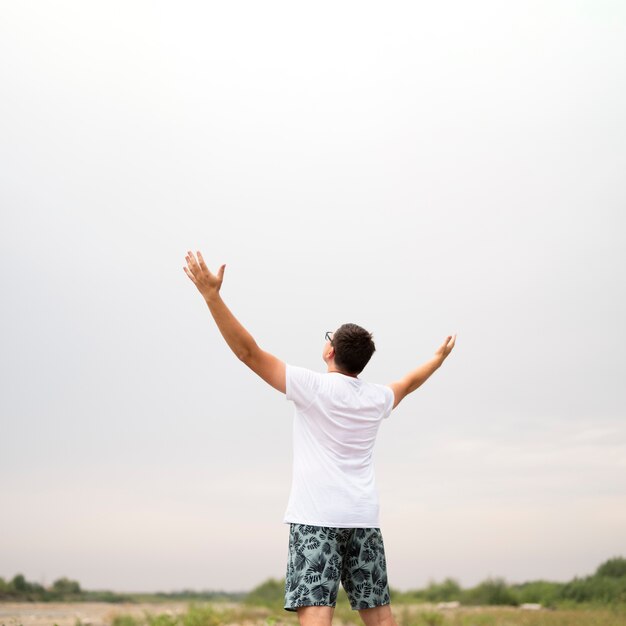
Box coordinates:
[371,382,395,418]
[285,364,324,405]
[286,364,324,382]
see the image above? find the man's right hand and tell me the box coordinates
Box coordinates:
[387,333,457,409]
[434,334,457,364]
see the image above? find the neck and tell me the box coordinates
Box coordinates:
[327,367,358,378]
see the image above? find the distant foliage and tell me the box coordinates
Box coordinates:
[3,555,626,608]
[596,557,626,578]
[0,573,70,601]
[417,611,445,626]
[462,577,519,606]
[243,577,285,609]
[52,576,82,595]
[0,573,240,604]
[560,574,626,604]
[398,578,462,603]
[424,578,462,602]
[512,580,562,606]
[111,616,140,626]
[85,590,128,603]
[110,604,225,626]
[387,556,626,608]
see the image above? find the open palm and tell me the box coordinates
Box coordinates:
[435,334,457,361]
[183,250,225,300]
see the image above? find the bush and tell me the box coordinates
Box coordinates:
[397,609,445,626]
[244,578,284,610]
[144,614,178,626]
[84,590,128,603]
[596,557,626,578]
[418,611,444,626]
[514,580,562,607]
[559,574,626,604]
[182,604,224,626]
[462,577,518,606]
[111,616,140,626]
[423,578,462,602]
[52,577,82,596]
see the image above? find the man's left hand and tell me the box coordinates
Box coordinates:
[183,250,225,301]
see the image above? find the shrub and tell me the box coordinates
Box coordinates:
[145,613,178,626]
[514,580,562,607]
[52,577,82,596]
[244,578,284,610]
[596,557,626,579]
[397,609,444,626]
[419,611,444,626]
[423,578,462,602]
[111,616,140,626]
[182,604,224,626]
[462,577,518,606]
[559,574,626,604]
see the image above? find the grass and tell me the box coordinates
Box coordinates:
[100,601,626,626]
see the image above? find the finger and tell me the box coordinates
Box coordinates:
[217,263,226,280]
[185,255,196,277]
[446,335,456,352]
[186,254,204,278]
[197,251,209,272]
[183,266,197,283]
[186,251,200,270]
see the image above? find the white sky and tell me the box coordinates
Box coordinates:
[1,0,625,593]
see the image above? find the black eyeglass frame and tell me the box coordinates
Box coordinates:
[325,331,334,344]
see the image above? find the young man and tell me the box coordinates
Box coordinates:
[184,251,457,626]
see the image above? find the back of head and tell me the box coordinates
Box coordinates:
[333,323,376,375]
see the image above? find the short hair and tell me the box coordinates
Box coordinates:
[332,323,376,375]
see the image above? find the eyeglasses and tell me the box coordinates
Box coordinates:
[325,331,334,344]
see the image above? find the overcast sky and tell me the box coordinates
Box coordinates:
[1,0,625,594]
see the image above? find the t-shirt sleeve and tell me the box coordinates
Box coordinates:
[380,385,395,419]
[286,364,322,410]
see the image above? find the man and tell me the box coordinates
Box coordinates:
[184,250,457,626]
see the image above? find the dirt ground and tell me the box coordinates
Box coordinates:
[0,601,194,626]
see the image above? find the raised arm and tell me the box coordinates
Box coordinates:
[183,251,286,394]
[388,334,456,409]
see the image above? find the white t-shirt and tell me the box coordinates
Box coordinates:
[283,364,395,528]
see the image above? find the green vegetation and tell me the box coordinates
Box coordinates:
[241,576,355,623]
[395,556,626,608]
[240,556,626,611]
[0,574,243,604]
[108,603,241,626]
[243,577,285,609]
[1,555,624,611]
[99,602,626,626]
[400,578,463,603]
[462,577,519,606]
[597,557,626,578]
[0,573,78,602]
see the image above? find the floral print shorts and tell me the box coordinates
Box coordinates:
[284,523,391,612]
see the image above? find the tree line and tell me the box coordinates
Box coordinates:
[0,575,244,603]
[2,556,625,607]
[245,557,626,609]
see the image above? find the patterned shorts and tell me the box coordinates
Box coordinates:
[284,523,391,612]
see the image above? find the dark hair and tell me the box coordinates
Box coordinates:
[332,323,376,375]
